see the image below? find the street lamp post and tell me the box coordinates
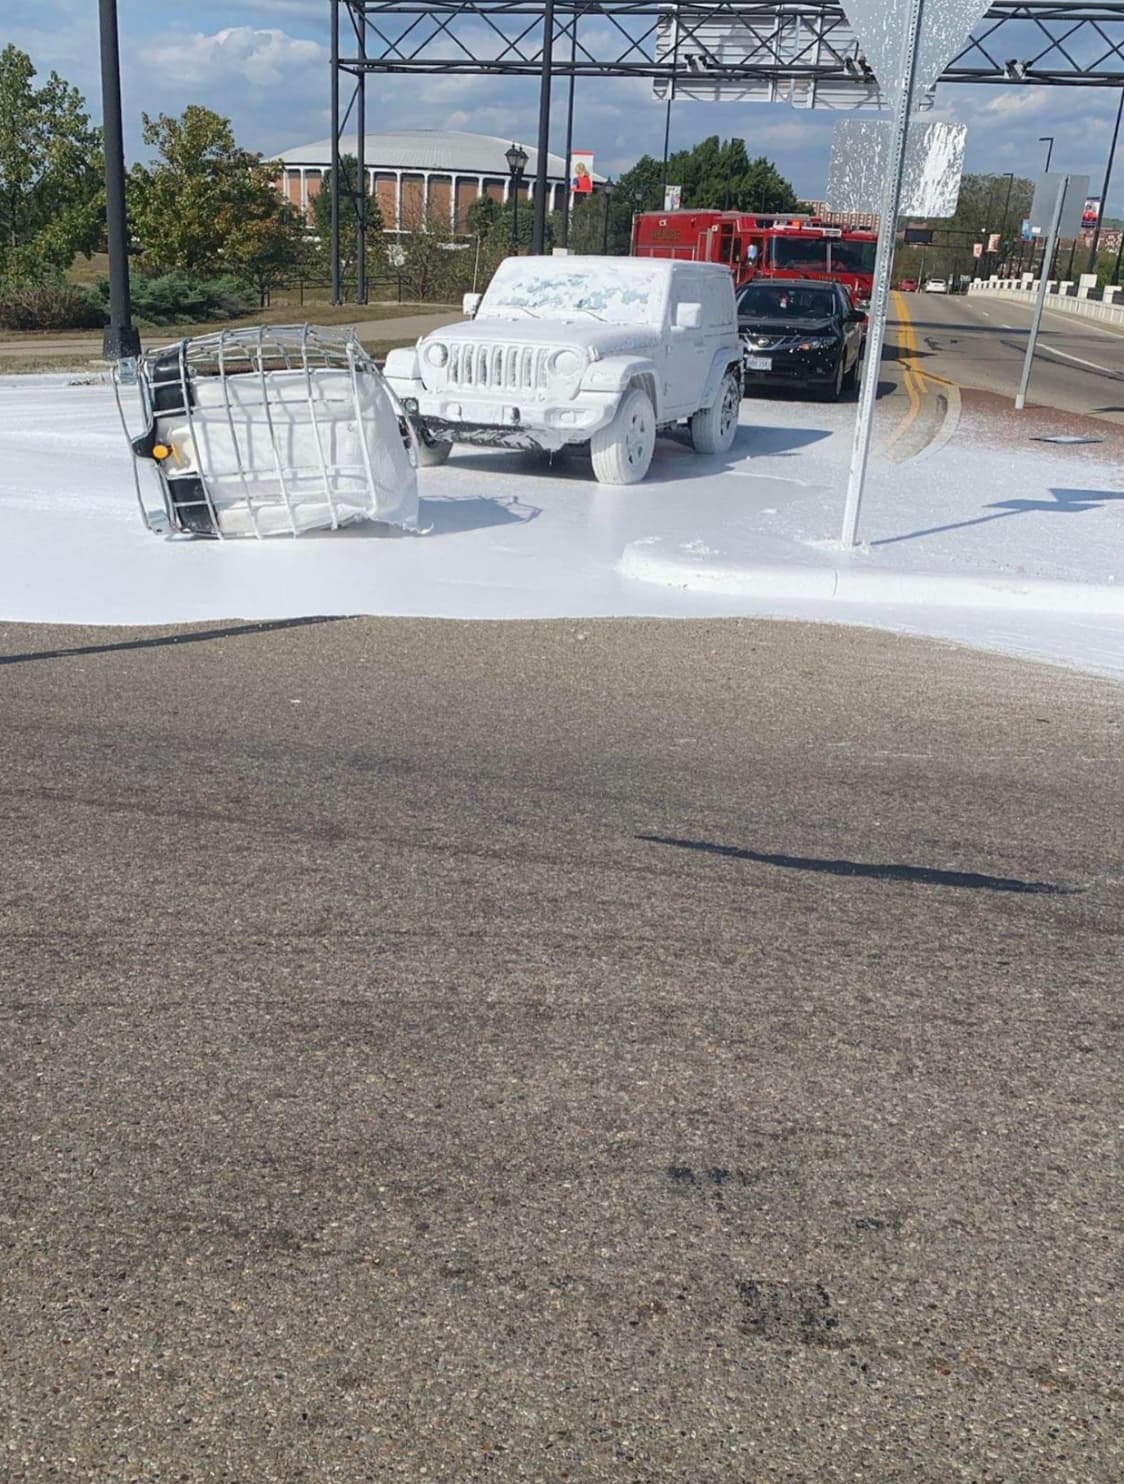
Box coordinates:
[506,142,528,253]
[98,0,140,365]
[1040,136,1054,172]
[601,179,614,253]
[997,170,1015,272]
[1087,87,1124,273]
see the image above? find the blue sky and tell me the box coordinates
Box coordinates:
[7,0,1124,215]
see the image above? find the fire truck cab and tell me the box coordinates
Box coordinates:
[632,209,877,308]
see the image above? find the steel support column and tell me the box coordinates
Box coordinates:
[532,0,557,254]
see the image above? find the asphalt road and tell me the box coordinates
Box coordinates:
[896,291,1124,425]
[2,616,1122,1482]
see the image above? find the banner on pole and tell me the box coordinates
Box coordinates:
[1082,196,1102,229]
[663,185,682,211]
[987,233,1000,252]
[570,151,594,194]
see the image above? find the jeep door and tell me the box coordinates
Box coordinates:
[664,270,710,417]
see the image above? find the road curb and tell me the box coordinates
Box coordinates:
[619,537,1124,614]
[916,378,962,461]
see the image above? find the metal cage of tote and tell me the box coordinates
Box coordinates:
[119,325,419,539]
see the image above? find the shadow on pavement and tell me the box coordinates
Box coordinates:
[871,487,1124,548]
[638,834,1071,895]
[0,615,347,667]
[420,494,541,534]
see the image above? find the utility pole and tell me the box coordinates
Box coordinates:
[1087,88,1124,273]
[98,0,140,364]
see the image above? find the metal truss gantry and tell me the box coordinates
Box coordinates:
[330,1,1124,299]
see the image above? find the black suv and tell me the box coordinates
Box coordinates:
[737,278,866,401]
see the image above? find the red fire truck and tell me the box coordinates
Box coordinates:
[631,210,878,307]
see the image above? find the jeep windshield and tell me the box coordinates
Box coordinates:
[479,261,666,327]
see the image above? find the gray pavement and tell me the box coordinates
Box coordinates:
[1,615,1121,1481]
[895,290,1124,425]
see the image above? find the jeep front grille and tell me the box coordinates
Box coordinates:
[445,342,554,392]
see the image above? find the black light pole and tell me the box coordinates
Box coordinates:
[330,0,341,304]
[1039,136,1054,172]
[531,0,556,254]
[997,170,1015,271]
[506,142,527,253]
[601,179,614,254]
[559,17,577,248]
[98,0,140,363]
[1087,87,1124,273]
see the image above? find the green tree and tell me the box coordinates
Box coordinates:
[308,156,387,283]
[0,45,103,283]
[224,188,305,306]
[895,172,1035,284]
[615,137,799,220]
[396,204,479,302]
[129,106,301,287]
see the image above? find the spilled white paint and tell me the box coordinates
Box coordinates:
[1,372,1122,681]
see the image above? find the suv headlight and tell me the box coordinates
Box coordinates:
[424,342,449,367]
[795,336,837,352]
[549,348,583,376]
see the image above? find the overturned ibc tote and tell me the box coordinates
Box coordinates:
[119,325,419,538]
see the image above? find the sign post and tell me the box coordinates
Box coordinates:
[1015,173,1085,410]
[839,0,925,550]
[837,0,991,549]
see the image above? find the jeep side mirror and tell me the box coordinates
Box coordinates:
[674,302,702,330]
[462,292,482,318]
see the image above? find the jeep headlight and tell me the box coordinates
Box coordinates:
[424,342,449,367]
[549,347,583,376]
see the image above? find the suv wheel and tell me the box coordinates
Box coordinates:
[818,354,845,403]
[413,430,452,467]
[591,385,656,485]
[690,369,741,454]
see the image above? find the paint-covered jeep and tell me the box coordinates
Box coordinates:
[384,255,743,485]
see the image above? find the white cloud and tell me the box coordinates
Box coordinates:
[139,27,323,91]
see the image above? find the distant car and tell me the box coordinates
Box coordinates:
[924,277,949,293]
[737,278,865,401]
[898,278,919,292]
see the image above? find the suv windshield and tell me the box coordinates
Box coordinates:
[480,261,666,327]
[738,284,836,320]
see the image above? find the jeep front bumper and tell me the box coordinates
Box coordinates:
[389,381,617,449]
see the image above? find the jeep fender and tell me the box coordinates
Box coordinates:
[699,347,744,411]
[384,345,421,384]
[579,355,658,411]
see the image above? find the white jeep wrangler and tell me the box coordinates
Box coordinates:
[384,255,743,485]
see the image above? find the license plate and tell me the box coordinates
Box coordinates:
[746,356,772,372]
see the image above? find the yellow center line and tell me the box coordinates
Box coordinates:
[884,290,924,451]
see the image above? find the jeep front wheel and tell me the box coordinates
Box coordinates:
[413,433,452,467]
[590,386,656,485]
[690,369,741,455]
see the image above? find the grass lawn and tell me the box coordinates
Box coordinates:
[0,332,433,377]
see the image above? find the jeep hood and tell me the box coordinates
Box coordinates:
[422,319,662,357]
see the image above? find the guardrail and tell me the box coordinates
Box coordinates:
[968,275,1124,329]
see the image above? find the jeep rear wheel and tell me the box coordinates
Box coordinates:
[590,385,656,485]
[690,369,741,455]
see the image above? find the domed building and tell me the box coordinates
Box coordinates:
[275,129,603,233]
